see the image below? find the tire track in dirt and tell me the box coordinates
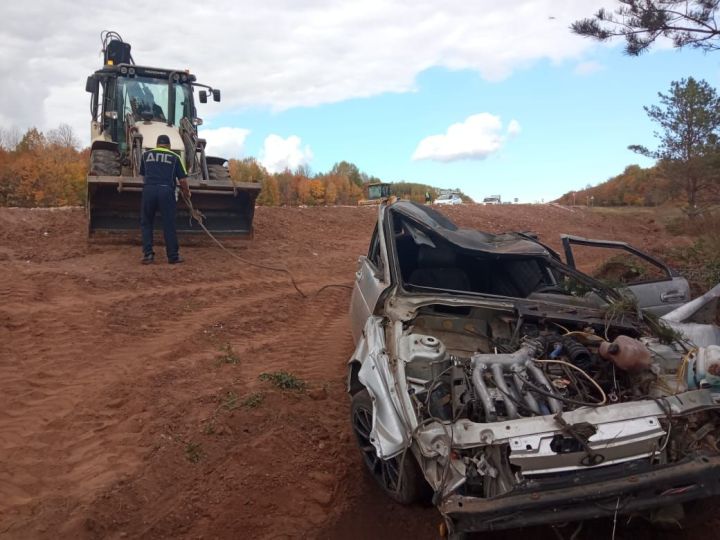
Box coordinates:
[0,277,304,527]
[67,287,357,540]
[232,287,354,381]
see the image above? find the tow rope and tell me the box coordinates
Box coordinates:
[180,192,352,299]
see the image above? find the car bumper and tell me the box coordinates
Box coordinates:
[440,456,720,533]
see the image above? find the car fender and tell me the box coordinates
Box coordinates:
[349,316,409,459]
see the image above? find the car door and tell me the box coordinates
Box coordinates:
[349,210,392,343]
[561,234,690,316]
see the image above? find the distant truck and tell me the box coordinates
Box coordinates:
[358,182,391,206]
[482,195,501,205]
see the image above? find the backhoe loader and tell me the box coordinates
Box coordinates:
[85,31,260,236]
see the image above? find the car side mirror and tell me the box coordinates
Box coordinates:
[212,89,221,102]
[86,75,98,94]
[199,90,207,104]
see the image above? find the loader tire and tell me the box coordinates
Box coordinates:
[90,149,121,176]
[207,163,230,181]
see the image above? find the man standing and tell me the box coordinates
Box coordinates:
[139,134,189,264]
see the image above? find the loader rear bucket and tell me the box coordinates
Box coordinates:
[87,176,262,237]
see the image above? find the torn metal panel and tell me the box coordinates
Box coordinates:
[352,316,410,459]
[663,282,720,347]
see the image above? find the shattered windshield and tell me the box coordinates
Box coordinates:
[390,205,613,302]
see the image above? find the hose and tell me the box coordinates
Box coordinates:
[180,192,353,298]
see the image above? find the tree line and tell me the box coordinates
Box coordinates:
[0,127,458,207]
[0,126,88,207]
[558,77,720,213]
[231,158,459,206]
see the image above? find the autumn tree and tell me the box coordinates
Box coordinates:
[0,126,21,150]
[0,126,87,207]
[324,179,338,204]
[572,1,720,55]
[46,124,80,149]
[629,77,720,214]
[330,161,363,187]
[229,157,267,184]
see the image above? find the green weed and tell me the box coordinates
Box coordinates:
[221,390,239,410]
[215,343,240,366]
[259,371,307,391]
[185,442,204,463]
[242,392,265,408]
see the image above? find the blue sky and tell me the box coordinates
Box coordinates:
[209,45,720,203]
[3,1,720,203]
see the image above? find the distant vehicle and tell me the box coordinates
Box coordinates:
[434,193,462,205]
[358,182,391,206]
[483,196,501,205]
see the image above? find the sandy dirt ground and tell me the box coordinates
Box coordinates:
[0,203,711,539]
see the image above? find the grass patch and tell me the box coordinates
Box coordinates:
[221,390,239,410]
[241,392,265,408]
[259,371,307,391]
[666,210,720,294]
[604,293,684,344]
[185,442,204,463]
[215,343,240,366]
[670,235,720,294]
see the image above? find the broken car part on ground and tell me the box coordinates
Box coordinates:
[347,200,720,537]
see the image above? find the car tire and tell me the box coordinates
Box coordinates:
[351,388,431,505]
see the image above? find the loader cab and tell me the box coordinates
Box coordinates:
[86,65,208,154]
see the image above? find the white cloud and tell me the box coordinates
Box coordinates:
[412,113,520,162]
[574,60,604,75]
[201,127,251,159]
[260,134,313,173]
[0,0,609,142]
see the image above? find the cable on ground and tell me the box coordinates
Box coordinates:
[180,192,353,299]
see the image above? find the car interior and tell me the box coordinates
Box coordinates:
[391,212,560,298]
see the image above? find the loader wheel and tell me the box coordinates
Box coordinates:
[90,149,121,176]
[351,388,431,505]
[207,163,230,181]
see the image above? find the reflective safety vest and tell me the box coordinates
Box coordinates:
[139,147,188,186]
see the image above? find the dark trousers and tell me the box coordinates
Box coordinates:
[141,184,179,260]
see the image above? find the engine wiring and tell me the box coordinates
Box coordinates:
[533,359,608,406]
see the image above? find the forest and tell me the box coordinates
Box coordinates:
[0,126,458,208]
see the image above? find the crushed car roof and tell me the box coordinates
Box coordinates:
[390,201,550,256]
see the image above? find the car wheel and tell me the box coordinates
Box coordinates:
[351,388,431,504]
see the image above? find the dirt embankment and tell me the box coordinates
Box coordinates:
[0,204,704,539]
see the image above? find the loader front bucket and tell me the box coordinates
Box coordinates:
[87,176,261,237]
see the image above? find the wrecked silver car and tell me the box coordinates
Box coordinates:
[347,201,720,537]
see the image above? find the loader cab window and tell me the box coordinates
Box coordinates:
[117,77,192,126]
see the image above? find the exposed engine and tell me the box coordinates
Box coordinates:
[401,312,720,491]
[404,328,687,424]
